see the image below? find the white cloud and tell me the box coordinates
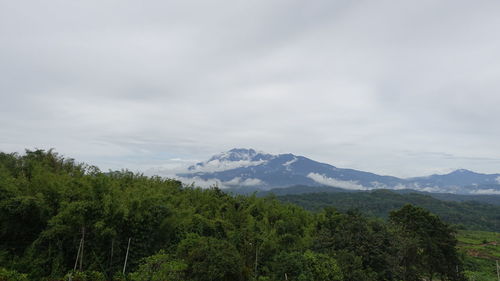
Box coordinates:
[174,175,264,189]
[307,173,367,190]
[224,177,264,187]
[392,183,444,193]
[175,176,223,189]
[283,157,298,167]
[471,189,500,195]
[370,181,388,189]
[283,157,298,171]
[144,159,198,176]
[2,1,500,177]
[187,159,267,173]
[417,186,443,193]
[393,184,410,190]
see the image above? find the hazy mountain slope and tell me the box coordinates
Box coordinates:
[177,148,500,194]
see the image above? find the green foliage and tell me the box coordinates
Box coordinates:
[0,149,481,280]
[313,208,395,281]
[278,189,500,231]
[389,205,465,281]
[0,267,28,281]
[65,270,106,281]
[129,250,187,281]
[457,230,500,280]
[271,250,343,281]
[176,234,243,281]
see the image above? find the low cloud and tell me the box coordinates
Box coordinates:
[173,175,264,189]
[370,181,389,189]
[188,159,267,173]
[307,173,367,190]
[417,186,443,193]
[471,189,500,195]
[393,184,410,190]
[224,177,264,186]
[175,176,223,189]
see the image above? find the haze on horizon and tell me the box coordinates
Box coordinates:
[1,0,500,178]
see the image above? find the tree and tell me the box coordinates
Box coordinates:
[271,250,343,281]
[313,208,395,281]
[0,267,28,281]
[176,234,243,281]
[389,204,465,281]
[129,251,187,281]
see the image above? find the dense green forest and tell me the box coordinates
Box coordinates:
[232,185,500,206]
[0,150,488,280]
[277,190,500,232]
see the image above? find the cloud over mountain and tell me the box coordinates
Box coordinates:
[176,148,500,195]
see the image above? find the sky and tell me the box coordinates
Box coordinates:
[1,0,500,178]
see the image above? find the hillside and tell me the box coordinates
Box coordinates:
[227,184,500,206]
[457,230,500,281]
[277,190,500,232]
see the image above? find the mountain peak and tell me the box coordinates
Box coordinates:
[208,148,271,162]
[229,148,256,153]
[448,169,477,175]
[187,148,274,173]
[177,149,500,195]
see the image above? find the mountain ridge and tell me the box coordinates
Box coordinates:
[177,148,500,195]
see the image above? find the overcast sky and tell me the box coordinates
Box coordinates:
[1,0,500,177]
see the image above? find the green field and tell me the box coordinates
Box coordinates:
[457,230,500,281]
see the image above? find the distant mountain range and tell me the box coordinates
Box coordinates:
[176,148,500,195]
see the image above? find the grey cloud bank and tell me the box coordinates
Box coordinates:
[1,0,500,177]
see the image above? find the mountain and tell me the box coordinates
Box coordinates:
[176,148,500,194]
[407,169,500,189]
[178,148,402,190]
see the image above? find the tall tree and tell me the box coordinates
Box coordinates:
[389,204,465,281]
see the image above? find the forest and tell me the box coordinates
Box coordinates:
[277,190,500,232]
[0,149,488,281]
